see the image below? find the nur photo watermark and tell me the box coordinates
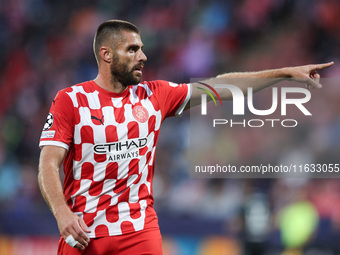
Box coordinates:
[189,78,340,178]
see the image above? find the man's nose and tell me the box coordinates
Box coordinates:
[138,50,147,62]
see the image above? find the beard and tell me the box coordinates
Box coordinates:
[110,54,141,87]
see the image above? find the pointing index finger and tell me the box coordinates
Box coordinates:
[312,61,334,71]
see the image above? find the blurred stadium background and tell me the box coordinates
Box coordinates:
[1,0,340,254]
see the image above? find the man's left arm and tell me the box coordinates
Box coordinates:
[186,62,334,109]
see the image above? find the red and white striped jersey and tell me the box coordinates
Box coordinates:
[39,80,191,238]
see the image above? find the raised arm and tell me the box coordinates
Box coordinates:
[38,145,91,250]
[186,62,334,109]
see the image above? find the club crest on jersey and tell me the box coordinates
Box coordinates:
[43,113,54,130]
[132,105,149,123]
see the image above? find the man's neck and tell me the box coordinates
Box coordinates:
[93,75,127,94]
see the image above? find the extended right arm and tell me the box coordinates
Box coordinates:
[186,62,333,109]
[38,145,90,250]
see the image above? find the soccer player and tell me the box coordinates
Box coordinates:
[38,19,333,254]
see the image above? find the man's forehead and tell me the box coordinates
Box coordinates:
[117,31,143,46]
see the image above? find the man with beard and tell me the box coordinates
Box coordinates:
[38,20,333,254]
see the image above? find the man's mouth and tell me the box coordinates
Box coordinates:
[133,65,144,75]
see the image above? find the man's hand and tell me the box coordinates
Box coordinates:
[56,209,91,250]
[284,62,334,89]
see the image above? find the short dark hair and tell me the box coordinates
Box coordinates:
[93,20,140,63]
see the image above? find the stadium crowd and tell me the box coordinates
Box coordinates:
[1,0,340,254]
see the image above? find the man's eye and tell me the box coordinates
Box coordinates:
[129,47,138,52]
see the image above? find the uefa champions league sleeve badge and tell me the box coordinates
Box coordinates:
[43,113,54,130]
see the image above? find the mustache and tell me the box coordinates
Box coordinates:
[133,63,144,71]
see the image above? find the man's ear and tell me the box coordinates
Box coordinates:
[99,46,112,63]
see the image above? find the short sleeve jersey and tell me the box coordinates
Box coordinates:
[39,80,191,238]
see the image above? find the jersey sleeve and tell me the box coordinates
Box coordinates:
[39,89,75,150]
[146,80,191,119]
